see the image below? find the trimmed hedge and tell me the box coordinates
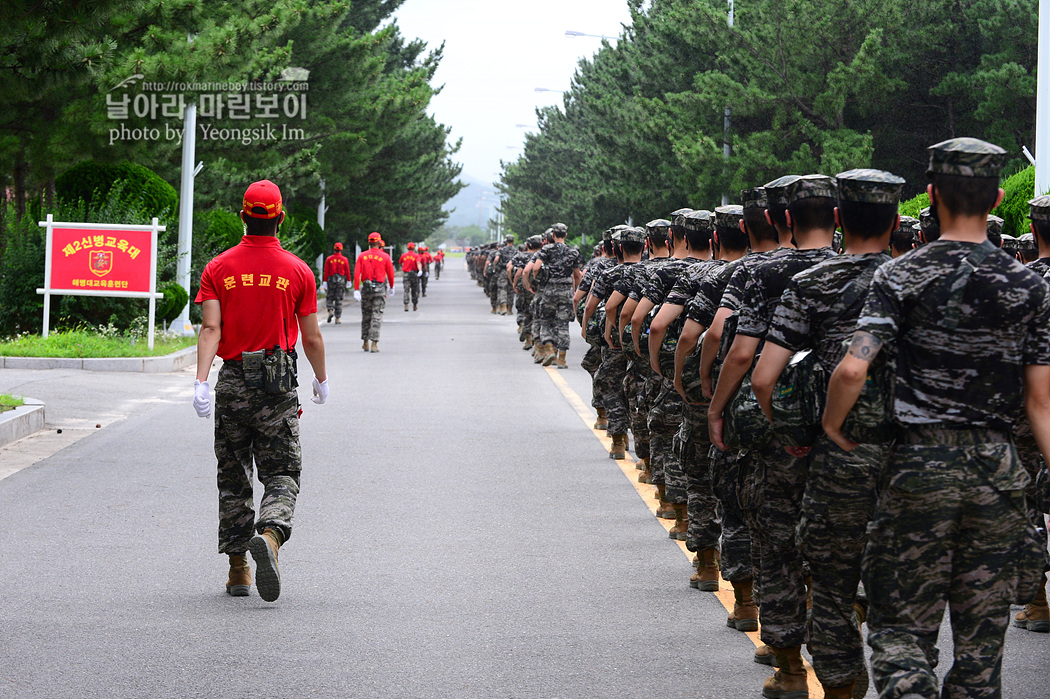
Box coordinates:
[993,165,1035,239]
[55,160,177,220]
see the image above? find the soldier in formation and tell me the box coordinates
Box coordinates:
[352,232,396,352]
[399,242,424,312]
[483,135,1050,699]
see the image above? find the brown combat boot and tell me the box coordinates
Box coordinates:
[370,341,379,353]
[249,528,283,602]
[593,407,608,430]
[534,343,550,364]
[634,455,646,471]
[691,547,721,593]
[556,350,567,369]
[225,553,251,597]
[413,303,418,311]
[638,461,651,484]
[542,346,559,367]
[334,317,341,324]
[362,339,370,351]
[754,644,779,667]
[404,303,409,312]
[609,434,627,460]
[668,503,688,540]
[655,483,675,519]
[523,334,534,350]
[1014,579,1049,632]
[820,683,854,699]
[762,646,808,699]
[726,578,759,630]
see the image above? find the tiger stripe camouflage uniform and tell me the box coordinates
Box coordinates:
[495,237,518,311]
[734,177,838,656]
[535,226,583,352]
[764,168,905,691]
[851,139,1050,698]
[578,247,615,381]
[510,244,534,333]
[619,256,661,467]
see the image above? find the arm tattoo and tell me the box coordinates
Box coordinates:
[847,331,883,361]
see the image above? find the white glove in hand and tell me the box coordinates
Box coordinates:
[387,285,395,298]
[353,290,362,302]
[193,380,211,418]
[321,281,328,292]
[312,377,329,404]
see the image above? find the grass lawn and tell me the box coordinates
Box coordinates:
[0,330,196,358]
[1,394,24,413]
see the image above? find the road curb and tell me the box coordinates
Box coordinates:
[0,346,196,373]
[0,398,45,449]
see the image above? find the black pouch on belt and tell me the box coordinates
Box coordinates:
[262,346,298,394]
[241,349,265,389]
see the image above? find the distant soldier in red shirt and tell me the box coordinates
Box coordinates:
[353,232,396,352]
[419,245,434,297]
[322,242,351,324]
[192,179,329,603]
[434,249,445,280]
[399,242,423,311]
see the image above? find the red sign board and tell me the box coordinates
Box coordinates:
[49,227,153,293]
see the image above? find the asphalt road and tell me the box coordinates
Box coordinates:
[0,262,1047,698]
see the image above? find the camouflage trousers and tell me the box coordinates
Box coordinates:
[214,363,301,554]
[529,291,543,337]
[420,269,429,295]
[754,440,810,648]
[583,344,603,410]
[624,360,651,461]
[710,444,753,583]
[864,428,1032,699]
[519,287,535,332]
[649,379,685,499]
[496,272,512,306]
[594,347,629,435]
[801,438,888,688]
[403,272,420,306]
[515,287,527,327]
[641,372,665,481]
[679,403,721,553]
[537,281,574,351]
[325,276,346,318]
[487,273,499,309]
[1015,426,1050,580]
[359,284,387,342]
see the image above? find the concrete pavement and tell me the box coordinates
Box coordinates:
[0,262,1046,698]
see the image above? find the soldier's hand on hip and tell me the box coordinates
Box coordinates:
[193,380,211,418]
[311,377,329,405]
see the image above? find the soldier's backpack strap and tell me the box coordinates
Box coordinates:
[940,240,997,330]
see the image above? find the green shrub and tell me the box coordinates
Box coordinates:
[993,165,1035,239]
[899,191,930,218]
[200,209,244,250]
[55,160,178,221]
[0,212,46,335]
[158,281,189,323]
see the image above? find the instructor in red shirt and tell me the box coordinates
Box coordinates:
[399,242,423,311]
[192,179,328,603]
[353,231,396,352]
[322,242,351,324]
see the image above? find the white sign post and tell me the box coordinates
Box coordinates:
[36,214,166,350]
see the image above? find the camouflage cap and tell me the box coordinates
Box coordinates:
[835,168,905,205]
[787,174,836,204]
[986,214,1004,236]
[645,218,672,232]
[897,215,918,231]
[682,209,715,232]
[918,206,939,235]
[926,137,1006,179]
[526,234,543,246]
[763,175,802,206]
[715,204,744,230]
[1000,233,1018,253]
[1029,194,1050,222]
[741,187,767,210]
[669,208,693,219]
[550,222,568,234]
[617,226,647,244]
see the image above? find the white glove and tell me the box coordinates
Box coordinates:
[193,380,211,418]
[311,377,329,404]
[321,281,328,292]
[387,285,395,298]
[353,290,362,302]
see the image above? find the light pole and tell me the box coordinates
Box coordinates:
[1038,0,1050,196]
[564,30,612,39]
[722,0,734,205]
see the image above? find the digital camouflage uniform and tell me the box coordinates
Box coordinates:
[616,260,657,463]
[536,239,583,350]
[856,138,1050,699]
[736,176,839,650]
[325,274,346,319]
[495,241,518,308]
[359,281,387,342]
[579,253,615,381]
[403,271,421,307]
[214,362,301,554]
[510,247,534,328]
[768,187,898,686]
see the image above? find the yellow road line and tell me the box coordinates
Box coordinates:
[544,365,822,695]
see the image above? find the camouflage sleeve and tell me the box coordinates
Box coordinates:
[766,279,810,351]
[735,272,767,338]
[642,265,672,304]
[689,265,734,326]
[719,265,751,313]
[854,265,901,345]
[1023,281,1050,365]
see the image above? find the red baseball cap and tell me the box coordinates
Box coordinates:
[420,245,428,251]
[334,242,343,250]
[368,232,382,243]
[407,242,416,249]
[242,180,283,219]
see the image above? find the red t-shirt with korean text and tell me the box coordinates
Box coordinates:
[323,253,351,281]
[354,247,396,289]
[399,250,421,273]
[195,235,318,360]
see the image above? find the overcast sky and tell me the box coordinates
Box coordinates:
[393,0,633,196]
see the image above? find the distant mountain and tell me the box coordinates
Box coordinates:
[444,174,501,228]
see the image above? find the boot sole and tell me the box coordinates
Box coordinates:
[1015,619,1050,632]
[754,652,778,667]
[249,535,281,602]
[762,688,807,699]
[733,618,758,631]
[226,584,249,597]
[697,580,720,592]
[668,531,687,541]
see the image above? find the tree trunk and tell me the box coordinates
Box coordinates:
[13,150,26,223]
